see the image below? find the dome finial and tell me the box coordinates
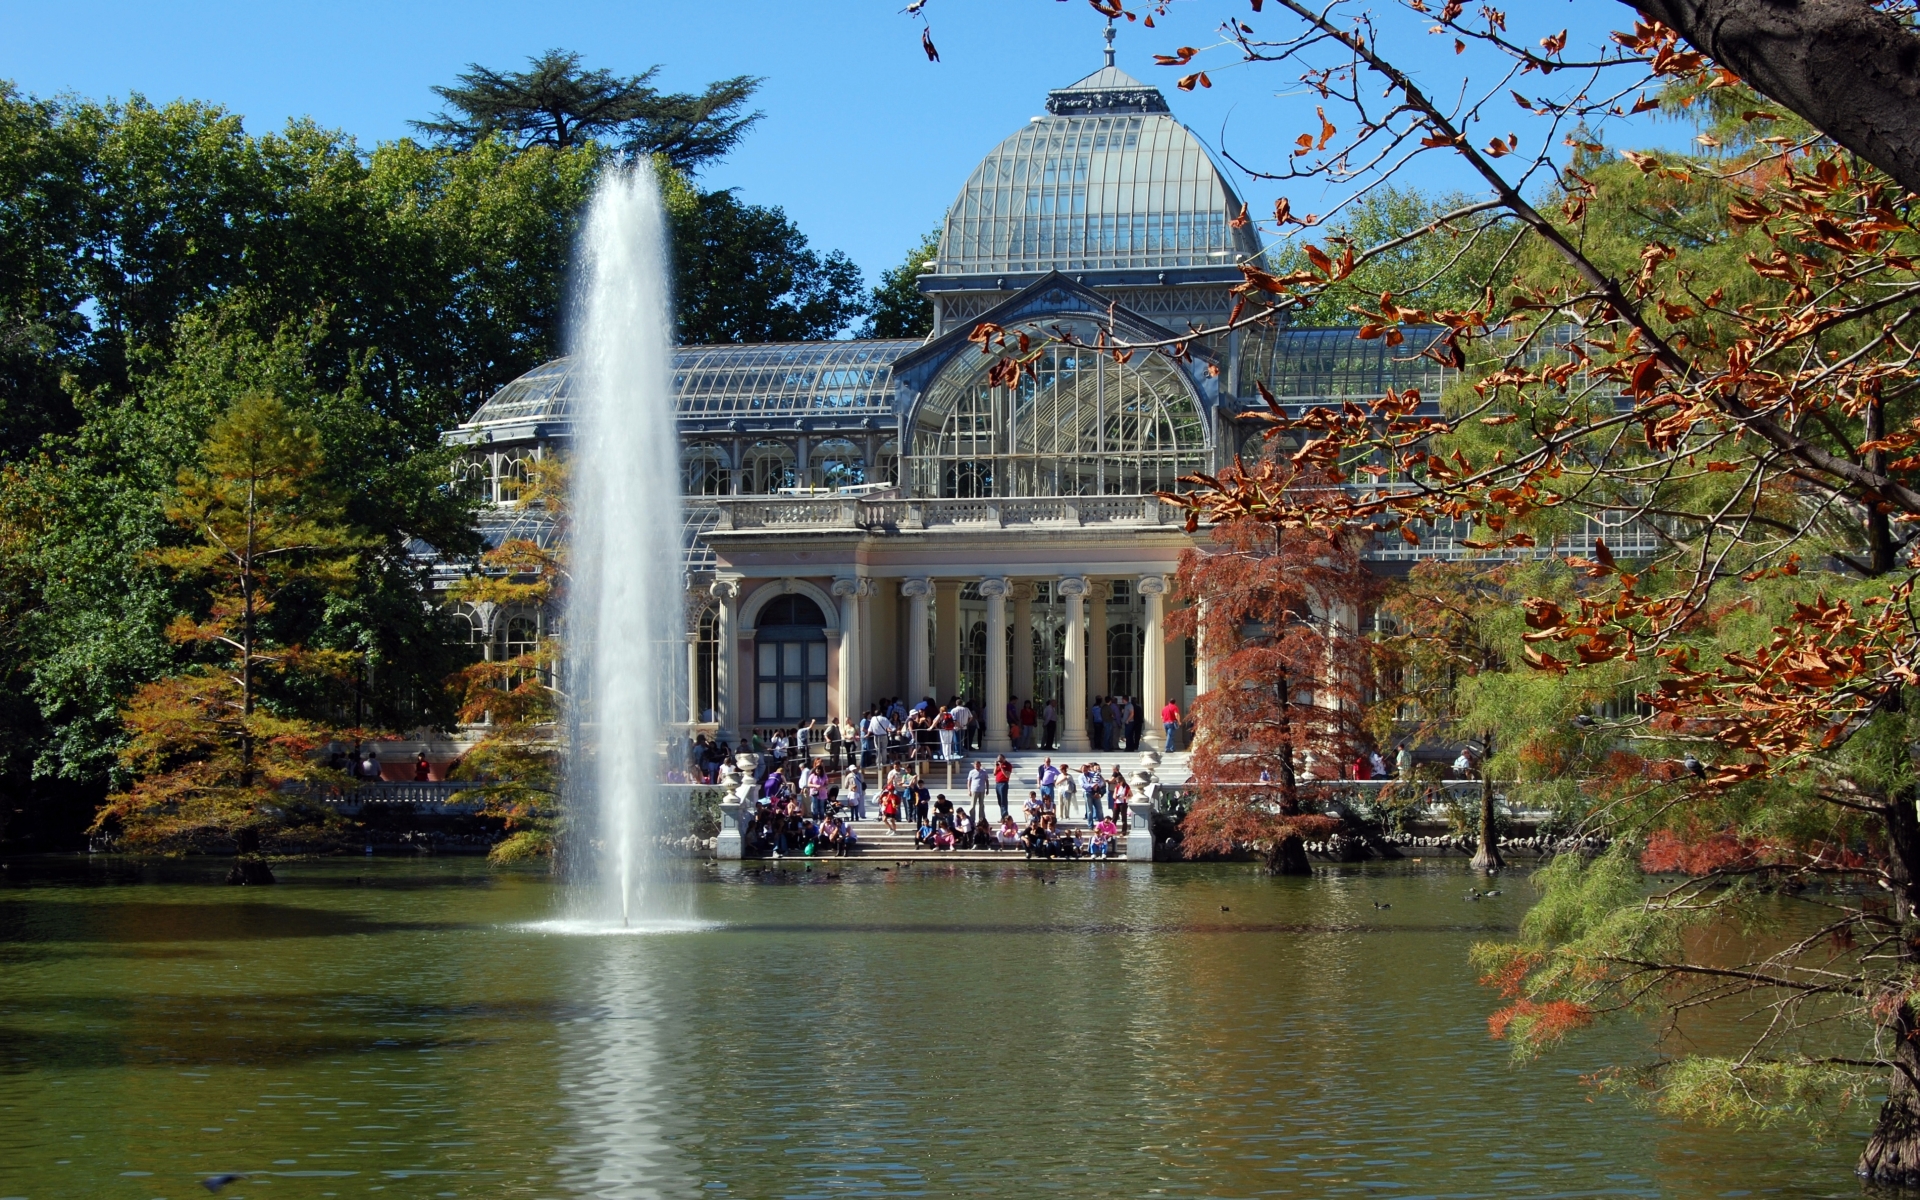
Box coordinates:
[1103,17,1116,68]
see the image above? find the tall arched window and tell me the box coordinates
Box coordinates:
[682,444,730,496]
[497,458,532,505]
[743,441,797,494]
[962,621,987,708]
[754,593,828,725]
[811,439,866,489]
[875,439,900,488]
[911,332,1207,498]
[696,609,719,722]
[501,613,541,688]
[1107,623,1142,699]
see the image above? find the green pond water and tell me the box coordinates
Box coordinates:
[0,856,1865,1199]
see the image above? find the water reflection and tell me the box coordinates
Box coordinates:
[551,931,697,1199]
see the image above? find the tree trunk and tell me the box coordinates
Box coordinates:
[1266,723,1312,874]
[1470,754,1503,873]
[1866,394,1895,575]
[1265,835,1313,875]
[1860,999,1920,1185]
[1629,0,1920,197]
[1862,783,1920,1181]
[226,825,275,885]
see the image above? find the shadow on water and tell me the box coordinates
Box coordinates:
[0,994,574,1073]
[0,900,467,942]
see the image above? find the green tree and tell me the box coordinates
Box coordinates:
[860,229,939,338]
[89,393,371,877]
[670,186,868,343]
[1268,187,1513,326]
[415,49,762,172]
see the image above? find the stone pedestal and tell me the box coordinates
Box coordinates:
[715,754,756,860]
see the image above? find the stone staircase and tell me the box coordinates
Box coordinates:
[747,747,1183,863]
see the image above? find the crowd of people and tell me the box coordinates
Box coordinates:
[715,740,1139,859]
[686,694,1188,786]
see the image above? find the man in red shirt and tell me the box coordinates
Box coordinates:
[1161,700,1182,753]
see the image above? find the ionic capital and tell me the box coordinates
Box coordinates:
[1057,575,1089,597]
[709,578,739,601]
[900,577,932,599]
[977,576,1011,599]
[830,576,862,598]
[1137,574,1168,596]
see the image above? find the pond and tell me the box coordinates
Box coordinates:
[0,856,1864,1199]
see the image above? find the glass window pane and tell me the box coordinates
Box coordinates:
[808,682,827,718]
[758,643,777,675]
[758,682,777,718]
[783,643,801,675]
[806,642,826,675]
[782,682,801,716]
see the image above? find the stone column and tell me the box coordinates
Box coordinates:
[856,579,874,707]
[1058,576,1090,752]
[832,577,861,721]
[710,579,741,742]
[686,629,702,725]
[934,580,961,702]
[980,577,1011,750]
[1011,582,1035,709]
[1089,579,1110,703]
[1139,574,1167,737]
[1194,597,1214,696]
[902,577,932,705]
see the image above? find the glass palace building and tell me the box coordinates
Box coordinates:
[438,61,1460,752]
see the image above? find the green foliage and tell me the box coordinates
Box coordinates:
[90,392,368,853]
[861,229,939,339]
[416,49,762,172]
[670,186,868,343]
[487,828,556,865]
[1622,1056,1872,1137]
[1270,187,1514,325]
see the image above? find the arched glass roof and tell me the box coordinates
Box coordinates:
[934,68,1261,277]
[1237,326,1454,404]
[455,341,923,438]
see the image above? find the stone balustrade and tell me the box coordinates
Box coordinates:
[708,495,1170,533]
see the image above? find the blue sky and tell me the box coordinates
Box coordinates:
[0,0,1678,287]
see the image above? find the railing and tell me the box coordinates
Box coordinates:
[713,495,1177,532]
[708,489,1658,564]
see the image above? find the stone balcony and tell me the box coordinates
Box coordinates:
[707,495,1178,533]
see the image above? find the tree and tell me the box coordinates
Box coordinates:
[444,460,569,865]
[1168,470,1381,874]
[88,393,370,878]
[966,0,1920,1173]
[1264,188,1514,326]
[669,185,869,343]
[415,49,762,172]
[1629,0,1920,195]
[861,229,939,338]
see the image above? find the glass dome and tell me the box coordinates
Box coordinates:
[933,68,1262,277]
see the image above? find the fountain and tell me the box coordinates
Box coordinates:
[563,164,692,930]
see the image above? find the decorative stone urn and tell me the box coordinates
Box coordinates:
[715,753,758,860]
[1127,766,1157,862]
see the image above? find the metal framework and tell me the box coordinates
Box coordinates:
[934,76,1261,277]
[911,336,1208,498]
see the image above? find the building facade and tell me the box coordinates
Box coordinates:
[437,61,1468,754]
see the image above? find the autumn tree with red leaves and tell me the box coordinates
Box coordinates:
[938,0,1920,1177]
[1168,469,1380,874]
